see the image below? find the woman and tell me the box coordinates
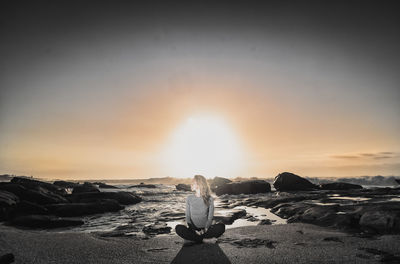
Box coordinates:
[175,175,226,246]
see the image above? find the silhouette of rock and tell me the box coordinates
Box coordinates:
[0,183,68,205]
[320,182,363,190]
[210,177,232,192]
[0,253,14,264]
[14,200,48,216]
[0,191,19,220]
[11,177,66,195]
[53,180,79,189]
[129,184,156,188]
[176,184,191,191]
[142,222,171,235]
[215,180,271,195]
[214,209,246,224]
[8,214,83,228]
[69,191,142,205]
[72,182,100,194]
[46,200,124,217]
[93,182,119,189]
[273,172,318,191]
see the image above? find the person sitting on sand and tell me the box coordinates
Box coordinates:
[175,175,225,246]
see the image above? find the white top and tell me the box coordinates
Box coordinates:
[185,194,214,229]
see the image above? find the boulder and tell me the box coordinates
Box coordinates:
[215,180,271,196]
[11,177,66,195]
[0,183,68,205]
[176,184,191,191]
[0,190,19,221]
[210,177,232,192]
[320,182,363,190]
[273,172,318,191]
[72,182,100,194]
[9,214,84,228]
[359,211,400,232]
[53,180,79,189]
[69,191,142,205]
[46,200,124,217]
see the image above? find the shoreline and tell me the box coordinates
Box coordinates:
[1,223,399,263]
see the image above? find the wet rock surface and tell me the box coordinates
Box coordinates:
[142,222,172,235]
[175,184,191,191]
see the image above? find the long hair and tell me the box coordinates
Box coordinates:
[193,175,212,207]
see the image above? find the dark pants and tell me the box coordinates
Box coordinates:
[175,222,225,242]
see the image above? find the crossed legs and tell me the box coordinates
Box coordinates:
[175,223,225,242]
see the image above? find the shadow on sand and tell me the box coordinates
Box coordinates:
[171,242,231,264]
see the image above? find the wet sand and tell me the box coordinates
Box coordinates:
[1,223,399,263]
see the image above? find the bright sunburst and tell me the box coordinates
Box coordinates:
[160,115,245,178]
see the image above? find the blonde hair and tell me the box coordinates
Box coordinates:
[193,175,212,207]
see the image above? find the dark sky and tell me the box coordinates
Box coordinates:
[1,1,399,179]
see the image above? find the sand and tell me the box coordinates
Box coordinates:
[1,223,399,264]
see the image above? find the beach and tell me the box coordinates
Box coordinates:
[1,223,400,263]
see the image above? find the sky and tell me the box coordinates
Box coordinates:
[0,1,399,180]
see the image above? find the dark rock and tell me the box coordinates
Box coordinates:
[359,211,400,232]
[214,209,246,224]
[0,183,68,205]
[322,237,343,243]
[258,219,273,225]
[53,180,79,189]
[273,172,318,191]
[11,177,66,195]
[210,177,232,192]
[14,200,48,216]
[175,184,191,191]
[46,200,124,217]
[0,190,19,220]
[93,182,119,189]
[142,222,171,235]
[395,179,400,185]
[129,184,156,188]
[320,182,363,190]
[72,182,100,194]
[0,253,14,264]
[69,191,142,205]
[215,180,271,196]
[9,214,83,228]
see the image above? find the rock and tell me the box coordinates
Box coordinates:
[273,172,318,191]
[72,182,100,194]
[129,184,156,188]
[359,211,400,232]
[210,177,232,192]
[69,191,142,205]
[175,184,191,191]
[46,200,124,217]
[93,182,119,189]
[214,209,247,224]
[320,182,363,190]
[0,190,19,221]
[0,253,14,264]
[14,200,48,216]
[142,222,171,235]
[9,214,84,228]
[258,219,273,225]
[215,180,271,195]
[11,177,66,195]
[53,180,79,189]
[0,183,68,205]
[395,179,400,185]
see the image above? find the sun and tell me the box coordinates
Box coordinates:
[160,115,245,179]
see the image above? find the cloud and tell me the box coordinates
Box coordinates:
[331,155,360,159]
[331,152,398,160]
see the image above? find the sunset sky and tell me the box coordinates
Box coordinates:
[1,1,399,179]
